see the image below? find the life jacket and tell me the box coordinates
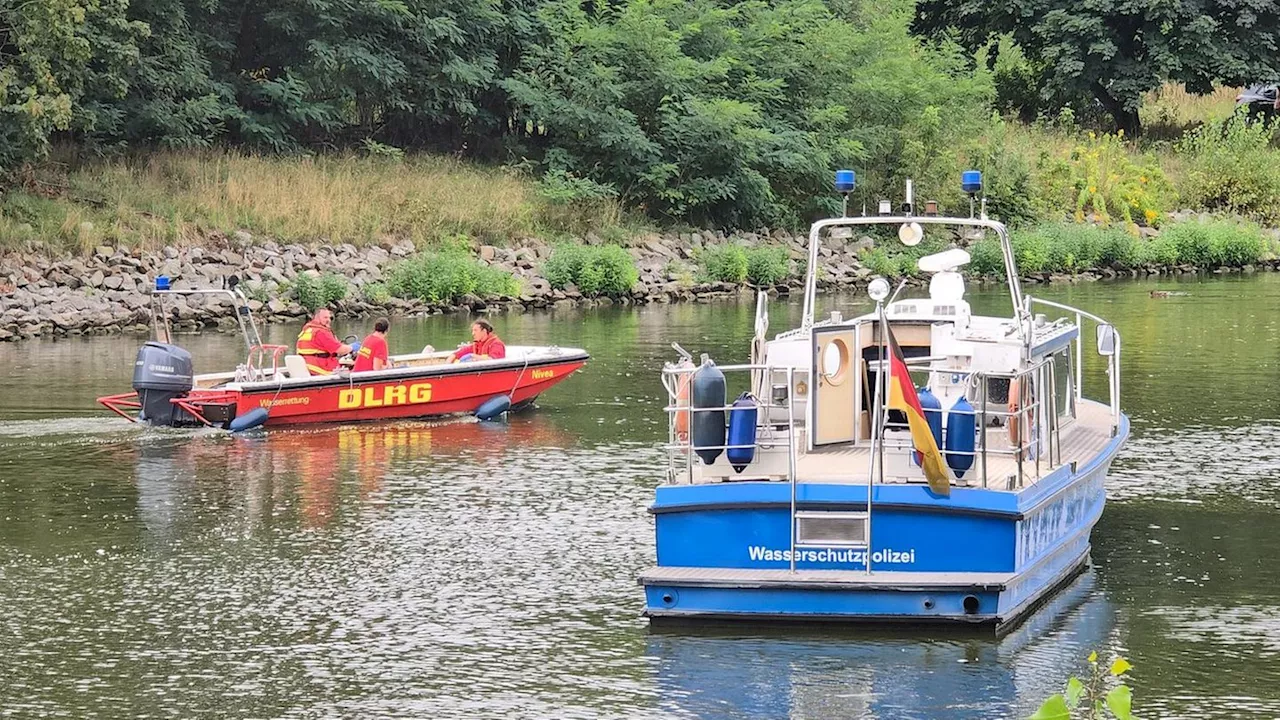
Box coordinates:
[296,321,339,375]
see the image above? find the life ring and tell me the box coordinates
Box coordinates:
[1007,376,1021,447]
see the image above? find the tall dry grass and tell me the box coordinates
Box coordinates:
[1141,84,1242,140]
[0,151,629,254]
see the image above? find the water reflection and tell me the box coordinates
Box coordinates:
[130,415,580,536]
[647,573,1115,719]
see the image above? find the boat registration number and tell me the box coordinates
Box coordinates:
[338,382,433,409]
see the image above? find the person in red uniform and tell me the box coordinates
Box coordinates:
[295,308,354,375]
[352,317,390,372]
[449,319,506,363]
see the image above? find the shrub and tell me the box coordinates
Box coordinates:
[542,243,638,297]
[745,246,791,285]
[1012,230,1051,273]
[362,281,391,304]
[386,250,519,303]
[861,248,898,278]
[1096,231,1139,269]
[1034,130,1173,228]
[293,271,348,312]
[1134,234,1179,267]
[968,238,1005,275]
[1177,112,1280,223]
[1159,220,1264,268]
[699,245,749,284]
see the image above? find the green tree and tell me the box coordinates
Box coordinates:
[913,0,1280,135]
[504,0,986,228]
[0,0,143,174]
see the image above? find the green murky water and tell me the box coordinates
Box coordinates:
[1,273,1278,719]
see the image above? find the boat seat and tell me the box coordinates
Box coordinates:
[284,354,310,378]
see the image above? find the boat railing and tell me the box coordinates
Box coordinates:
[870,356,1061,489]
[660,363,804,488]
[661,354,1068,491]
[1025,296,1121,426]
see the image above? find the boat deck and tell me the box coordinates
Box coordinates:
[795,401,1116,489]
[639,566,1012,590]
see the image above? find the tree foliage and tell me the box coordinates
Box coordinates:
[1,0,991,229]
[913,0,1280,135]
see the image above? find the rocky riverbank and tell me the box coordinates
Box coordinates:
[0,231,829,341]
[1,226,1276,342]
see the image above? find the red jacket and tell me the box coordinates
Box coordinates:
[451,335,506,361]
[296,321,343,374]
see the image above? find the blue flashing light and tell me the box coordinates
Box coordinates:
[155,275,170,291]
[834,169,856,194]
[961,170,983,194]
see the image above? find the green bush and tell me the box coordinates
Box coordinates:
[1012,230,1051,273]
[968,238,1005,275]
[1177,112,1280,223]
[745,246,792,285]
[1159,220,1264,268]
[968,225,1139,275]
[1034,130,1173,228]
[386,250,519,303]
[542,243,638,297]
[293,272,348,312]
[699,245,749,284]
[1134,235,1179,267]
[362,281,391,304]
[861,248,898,278]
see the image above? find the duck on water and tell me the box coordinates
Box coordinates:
[640,171,1129,631]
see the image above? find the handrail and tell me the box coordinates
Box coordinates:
[800,215,1027,339]
[1026,296,1121,424]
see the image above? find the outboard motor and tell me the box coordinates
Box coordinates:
[132,342,195,426]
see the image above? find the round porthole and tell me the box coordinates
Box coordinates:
[822,338,850,385]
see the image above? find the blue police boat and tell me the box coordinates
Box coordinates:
[642,173,1129,631]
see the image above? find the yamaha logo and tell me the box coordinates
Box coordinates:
[149,364,176,373]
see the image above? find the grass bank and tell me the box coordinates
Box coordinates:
[0,150,636,255]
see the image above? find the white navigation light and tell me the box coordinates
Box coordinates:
[868,278,890,302]
[898,221,923,247]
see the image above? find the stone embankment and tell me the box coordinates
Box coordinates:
[2,223,1274,342]
[0,230,869,342]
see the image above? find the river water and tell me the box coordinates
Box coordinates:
[1,274,1278,719]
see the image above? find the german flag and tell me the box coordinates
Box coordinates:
[884,324,951,496]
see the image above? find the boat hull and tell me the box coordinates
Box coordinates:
[640,414,1128,630]
[218,354,587,426]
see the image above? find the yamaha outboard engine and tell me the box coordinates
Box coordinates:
[132,342,195,426]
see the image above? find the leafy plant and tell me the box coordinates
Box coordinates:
[699,245,749,284]
[543,243,639,297]
[968,238,1006,276]
[1177,112,1280,223]
[386,249,519,303]
[1159,220,1264,268]
[292,271,348,312]
[1030,652,1133,720]
[361,281,391,304]
[360,139,405,162]
[1134,234,1179,267]
[1035,131,1173,229]
[745,246,791,285]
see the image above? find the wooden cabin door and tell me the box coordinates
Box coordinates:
[811,327,857,447]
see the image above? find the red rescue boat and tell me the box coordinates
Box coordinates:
[98,278,588,429]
